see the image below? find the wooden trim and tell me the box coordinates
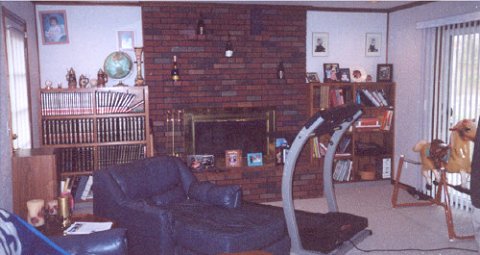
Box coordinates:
[387,1,434,13]
[2,6,34,150]
[34,1,141,7]
[307,6,390,13]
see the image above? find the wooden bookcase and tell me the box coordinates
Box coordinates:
[39,86,152,180]
[308,82,395,182]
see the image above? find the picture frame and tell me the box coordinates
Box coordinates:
[323,63,340,83]
[118,31,134,50]
[312,32,328,57]
[338,68,351,83]
[225,150,242,167]
[365,33,381,57]
[39,10,69,45]
[377,64,393,82]
[247,153,263,167]
[187,154,215,172]
[306,72,320,83]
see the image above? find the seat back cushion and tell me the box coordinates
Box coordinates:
[108,156,190,201]
[188,181,242,208]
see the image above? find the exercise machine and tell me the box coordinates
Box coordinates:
[282,104,372,254]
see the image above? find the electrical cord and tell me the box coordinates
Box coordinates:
[348,240,478,253]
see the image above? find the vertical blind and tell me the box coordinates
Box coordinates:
[6,25,31,149]
[422,18,480,209]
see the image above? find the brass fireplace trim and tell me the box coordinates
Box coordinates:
[183,108,276,156]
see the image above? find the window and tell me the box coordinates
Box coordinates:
[3,7,32,149]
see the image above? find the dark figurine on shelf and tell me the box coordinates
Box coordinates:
[97,69,108,87]
[66,68,77,88]
[79,75,89,88]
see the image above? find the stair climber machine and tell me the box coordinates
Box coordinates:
[282,104,372,255]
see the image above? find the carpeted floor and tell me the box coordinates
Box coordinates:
[266,180,478,254]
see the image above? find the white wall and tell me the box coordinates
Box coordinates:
[306,11,387,82]
[36,5,143,88]
[389,1,480,188]
[0,1,40,211]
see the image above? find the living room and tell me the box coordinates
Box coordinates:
[1,0,480,254]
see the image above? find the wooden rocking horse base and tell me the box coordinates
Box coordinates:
[391,155,474,241]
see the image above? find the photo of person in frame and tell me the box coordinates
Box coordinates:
[40,11,69,44]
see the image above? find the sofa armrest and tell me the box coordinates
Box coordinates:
[50,228,127,255]
[188,181,242,208]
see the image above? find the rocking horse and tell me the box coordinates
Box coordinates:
[392,119,477,240]
[413,118,477,192]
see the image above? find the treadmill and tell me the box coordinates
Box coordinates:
[282,103,372,255]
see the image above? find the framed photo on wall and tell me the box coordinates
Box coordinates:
[225,150,242,167]
[377,64,393,82]
[39,10,69,45]
[312,32,328,57]
[365,33,381,57]
[118,31,134,50]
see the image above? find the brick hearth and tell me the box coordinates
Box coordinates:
[142,2,323,202]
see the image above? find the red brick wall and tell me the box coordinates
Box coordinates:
[142,2,322,202]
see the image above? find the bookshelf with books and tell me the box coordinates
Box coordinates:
[308,82,395,182]
[39,86,152,198]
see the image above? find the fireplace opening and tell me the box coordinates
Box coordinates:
[184,108,275,157]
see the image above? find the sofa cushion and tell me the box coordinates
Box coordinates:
[188,181,242,209]
[170,201,287,254]
[108,157,193,201]
[148,183,187,206]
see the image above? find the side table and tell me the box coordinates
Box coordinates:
[42,213,114,236]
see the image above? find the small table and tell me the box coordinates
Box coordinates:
[42,213,114,236]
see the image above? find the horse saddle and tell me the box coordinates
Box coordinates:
[426,139,450,168]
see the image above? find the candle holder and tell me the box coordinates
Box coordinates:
[134,47,145,86]
[58,195,71,228]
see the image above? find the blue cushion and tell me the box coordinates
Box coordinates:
[148,183,187,206]
[188,181,242,209]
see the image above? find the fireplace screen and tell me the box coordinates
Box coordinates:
[184,108,275,157]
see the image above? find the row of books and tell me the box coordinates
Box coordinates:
[356,89,389,107]
[333,159,353,182]
[312,136,351,158]
[57,147,95,173]
[63,175,93,202]
[40,91,144,116]
[41,92,94,116]
[42,119,94,145]
[355,110,393,131]
[97,117,146,142]
[96,91,143,114]
[97,144,146,170]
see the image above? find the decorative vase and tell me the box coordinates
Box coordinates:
[134,47,145,86]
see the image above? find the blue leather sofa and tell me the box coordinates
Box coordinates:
[0,208,127,255]
[93,156,290,255]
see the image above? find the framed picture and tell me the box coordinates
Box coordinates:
[39,10,69,45]
[187,154,215,172]
[312,32,328,57]
[365,33,381,57]
[118,31,134,50]
[225,150,242,167]
[306,72,320,83]
[338,68,351,83]
[323,63,340,83]
[377,64,393,82]
[247,153,263,167]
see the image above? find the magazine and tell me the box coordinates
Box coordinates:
[63,221,113,235]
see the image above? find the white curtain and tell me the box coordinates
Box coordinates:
[421,17,480,210]
[6,25,31,149]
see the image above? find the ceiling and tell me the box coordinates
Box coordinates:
[203,1,422,11]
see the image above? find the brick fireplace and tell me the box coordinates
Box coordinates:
[142,2,322,202]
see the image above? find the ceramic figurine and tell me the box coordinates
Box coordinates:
[66,68,77,88]
[97,69,108,87]
[79,75,89,88]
